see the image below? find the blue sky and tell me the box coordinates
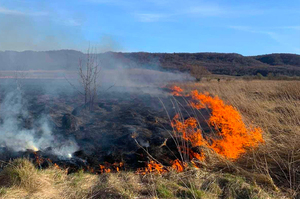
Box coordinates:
[0,0,299,55]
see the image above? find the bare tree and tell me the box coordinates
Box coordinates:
[78,47,100,110]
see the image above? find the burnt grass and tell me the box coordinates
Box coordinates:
[0,79,211,173]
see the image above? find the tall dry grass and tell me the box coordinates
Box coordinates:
[178,80,300,197]
[0,79,298,198]
[0,158,281,199]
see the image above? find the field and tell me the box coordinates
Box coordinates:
[0,79,299,199]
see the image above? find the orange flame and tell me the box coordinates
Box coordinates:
[33,152,44,166]
[99,164,111,173]
[170,85,183,96]
[171,159,187,172]
[99,162,124,173]
[136,161,167,174]
[189,90,264,159]
[171,115,206,148]
[170,86,264,161]
[54,163,60,169]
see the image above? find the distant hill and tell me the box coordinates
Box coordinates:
[251,53,300,66]
[0,50,299,76]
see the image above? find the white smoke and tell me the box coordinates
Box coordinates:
[0,89,79,158]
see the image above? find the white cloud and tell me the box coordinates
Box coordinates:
[0,7,48,16]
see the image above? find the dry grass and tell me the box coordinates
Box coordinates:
[0,159,280,199]
[178,79,300,197]
[0,159,98,199]
[0,79,299,198]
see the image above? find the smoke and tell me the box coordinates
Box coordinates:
[0,3,86,52]
[0,88,79,158]
[100,68,193,94]
[0,4,122,52]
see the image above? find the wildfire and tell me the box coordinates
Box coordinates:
[27,85,264,176]
[134,86,263,175]
[170,86,264,160]
[189,90,264,159]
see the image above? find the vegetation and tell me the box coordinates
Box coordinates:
[178,79,300,198]
[0,159,281,199]
[0,79,299,198]
[78,47,100,110]
[251,53,300,66]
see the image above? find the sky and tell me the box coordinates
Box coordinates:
[0,0,299,55]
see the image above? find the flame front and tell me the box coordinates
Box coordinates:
[189,90,264,159]
[169,86,264,161]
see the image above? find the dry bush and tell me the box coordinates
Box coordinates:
[78,47,100,110]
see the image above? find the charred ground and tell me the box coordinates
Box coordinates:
[0,79,206,173]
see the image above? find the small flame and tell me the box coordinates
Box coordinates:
[136,161,167,174]
[98,162,124,173]
[171,159,186,172]
[170,85,183,96]
[33,152,44,165]
[54,163,60,169]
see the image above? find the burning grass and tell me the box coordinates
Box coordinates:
[133,85,265,176]
[0,79,298,198]
[165,86,264,173]
[177,79,300,197]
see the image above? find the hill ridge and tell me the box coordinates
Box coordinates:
[0,50,299,76]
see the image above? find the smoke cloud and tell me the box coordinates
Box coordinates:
[0,88,79,158]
